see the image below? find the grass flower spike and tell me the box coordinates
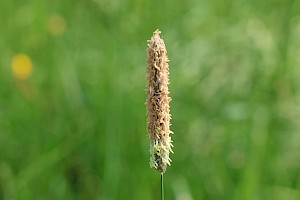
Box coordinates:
[146,29,173,174]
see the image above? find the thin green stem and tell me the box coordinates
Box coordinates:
[161,173,164,200]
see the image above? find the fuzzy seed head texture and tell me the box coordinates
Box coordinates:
[146,29,173,174]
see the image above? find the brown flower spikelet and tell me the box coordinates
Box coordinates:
[146,29,173,173]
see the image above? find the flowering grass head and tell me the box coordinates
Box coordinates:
[146,30,173,174]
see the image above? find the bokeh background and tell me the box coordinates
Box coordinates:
[1,0,300,199]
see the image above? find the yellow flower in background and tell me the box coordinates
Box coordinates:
[48,14,66,36]
[11,54,33,80]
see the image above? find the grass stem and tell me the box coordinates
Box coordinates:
[161,173,164,200]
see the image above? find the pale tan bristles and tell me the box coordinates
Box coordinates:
[146,29,173,173]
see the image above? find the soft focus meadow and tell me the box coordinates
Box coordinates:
[1,0,300,199]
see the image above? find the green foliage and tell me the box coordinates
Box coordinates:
[1,0,300,199]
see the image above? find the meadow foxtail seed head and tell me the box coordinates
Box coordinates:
[146,29,173,173]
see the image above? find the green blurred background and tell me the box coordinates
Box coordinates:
[1,0,300,199]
